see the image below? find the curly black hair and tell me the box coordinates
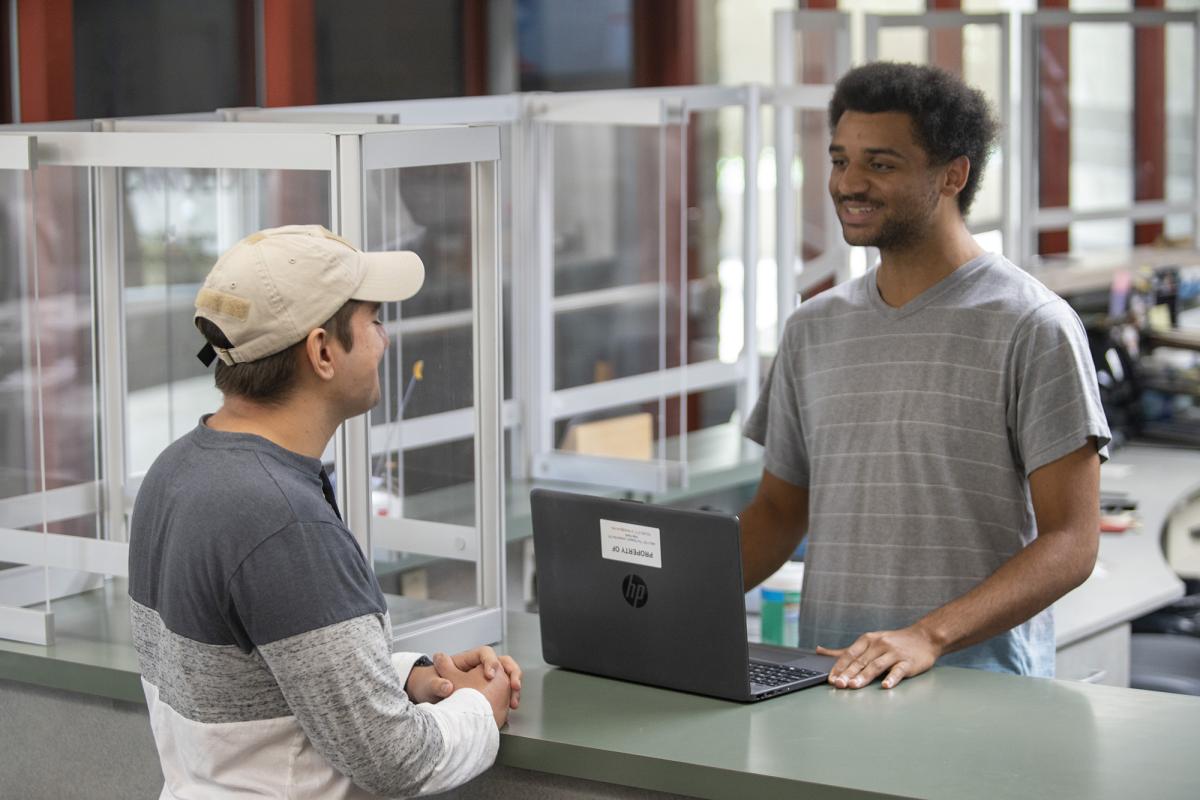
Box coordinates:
[828,61,999,216]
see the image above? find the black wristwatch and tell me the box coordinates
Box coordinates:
[412,655,434,668]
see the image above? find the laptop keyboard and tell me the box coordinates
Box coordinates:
[748,661,823,687]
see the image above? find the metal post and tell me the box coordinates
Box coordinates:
[739,84,760,419]
[473,159,505,624]
[774,11,797,342]
[1000,12,1018,261]
[674,100,688,481]
[94,166,129,542]
[657,106,668,464]
[14,158,36,501]
[508,117,530,481]
[533,117,555,469]
[334,134,373,556]
[1019,12,1038,267]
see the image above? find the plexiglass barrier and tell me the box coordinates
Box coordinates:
[526,87,761,493]
[1020,10,1200,265]
[0,124,505,651]
[221,88,769,495]
[0,150,106,645]
[8,9,1194,643]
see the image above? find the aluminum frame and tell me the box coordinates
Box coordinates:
[0,123,507,648]
[113,113,519,473]
[0,133,35,168]
[1019,9,1200,265]
[525,86,760,492]
[523,95,687,491]
[201,87,768,495]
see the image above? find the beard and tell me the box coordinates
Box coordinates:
[834,181,942,251]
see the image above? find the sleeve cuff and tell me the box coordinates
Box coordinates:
[390,651,430,686]
[1024,425,1111,477]
[413,689,499,795]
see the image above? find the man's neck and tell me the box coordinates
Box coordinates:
[875,219,985,309]
[206,395,340,460]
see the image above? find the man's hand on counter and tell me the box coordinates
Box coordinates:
[816,625,940,690]
[433,645,523,710]
[432,652,517,727]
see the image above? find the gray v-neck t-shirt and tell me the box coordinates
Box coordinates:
[745,253,1110,676]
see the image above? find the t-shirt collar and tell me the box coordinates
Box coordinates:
[194,415,324,476]
[864,252,995,321]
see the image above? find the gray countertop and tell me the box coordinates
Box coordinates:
[1,441,1197,798]
[1056,443,1191,645]
[496,612,1200,800]
[4,587,1199,800]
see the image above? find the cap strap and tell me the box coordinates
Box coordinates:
[196,288,251,321]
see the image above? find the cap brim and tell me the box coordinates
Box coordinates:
[352,251,426,303]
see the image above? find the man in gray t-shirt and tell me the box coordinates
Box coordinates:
[742,63,1110,689]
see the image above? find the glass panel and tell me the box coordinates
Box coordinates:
[1070,22,1134,225]
[554,304,660,389]
[365,162,478,615]
[552,122,677,383]
[0,170,32,520]
[546,112,741,480]
[552,402,655,456]
[553,124,657,296]
[0,168,99,535]
[0,169,41,615]
[0,166,99,640]
[123,168,331,478]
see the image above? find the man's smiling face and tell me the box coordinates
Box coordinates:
[828,110,945,252]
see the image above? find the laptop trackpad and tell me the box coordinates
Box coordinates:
[749,642,837,671]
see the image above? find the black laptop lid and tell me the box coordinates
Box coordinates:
[531,488,752,700]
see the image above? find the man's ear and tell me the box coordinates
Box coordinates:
[303,327,336,382]
[941,155,971,199]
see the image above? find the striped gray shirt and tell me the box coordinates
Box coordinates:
[745,253,1110,676]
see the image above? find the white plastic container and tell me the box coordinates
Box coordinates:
[760,562,805,647]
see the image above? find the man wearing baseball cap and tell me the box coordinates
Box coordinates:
[128,225,521,799]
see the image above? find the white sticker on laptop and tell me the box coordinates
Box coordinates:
[600,518,662,569]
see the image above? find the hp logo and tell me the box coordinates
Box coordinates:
[622,574,648,608]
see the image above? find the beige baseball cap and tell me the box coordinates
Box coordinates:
[194,224,424,365]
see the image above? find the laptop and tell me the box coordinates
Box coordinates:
[530,488,835,702]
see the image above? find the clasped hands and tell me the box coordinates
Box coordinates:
[405,646,522,726]
[816,624,941,690]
